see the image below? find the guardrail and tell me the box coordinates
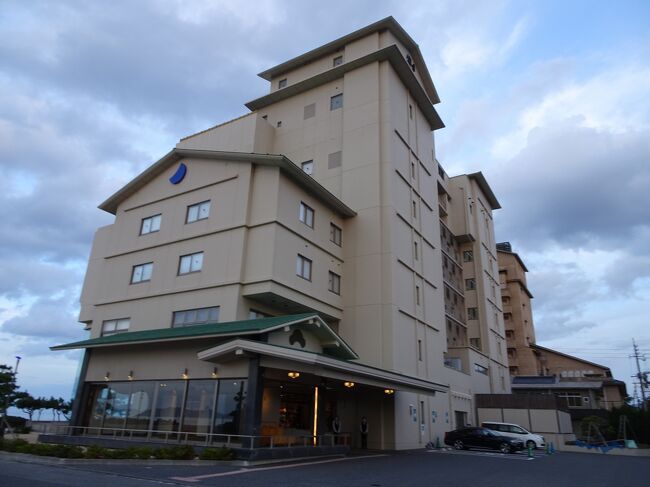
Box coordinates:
[38,424,351,450]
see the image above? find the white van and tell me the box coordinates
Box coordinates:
[481,422,546,449]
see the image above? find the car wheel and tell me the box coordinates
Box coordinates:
[453,440,465,450]
[526,440,536,450]
[499,442,511,454]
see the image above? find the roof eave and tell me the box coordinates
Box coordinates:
[248,45,444,131]
[97,149,356,218]
[467,172,501,210]
[257,17,440,105]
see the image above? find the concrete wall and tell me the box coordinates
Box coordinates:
[477,407,574,435]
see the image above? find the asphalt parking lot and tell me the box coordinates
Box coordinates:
[1,448,648,487]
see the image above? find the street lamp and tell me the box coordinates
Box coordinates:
[14,356,21,374]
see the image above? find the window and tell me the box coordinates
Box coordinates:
[301,160,314,175]
[474,363,488,375]
[299,202,314,228]
[416,285,421,305]
[414,241,419,260]
[463,250,473,262]
[179,252,203,275]
[330,93,343,110]
[465,278,476,290]
[330,223,342,246]
[328,271,341,294]
[140,214,161,235]
[418,339,422,361]
[296,254,312,280]
[278,78,287,89]
[186,201,210,223]
[102,318,130,336]
[412,201,417,218]
[333,55,343,67]
[172,306,220,327]
[411,161,416,178]
[131,263,153,283]
[409,104,413,119]
[467,307,478,320]
[249,309,271,319]
[558,393,583,408]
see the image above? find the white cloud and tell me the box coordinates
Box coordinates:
[491,64,650,159]
[438,15,529,81]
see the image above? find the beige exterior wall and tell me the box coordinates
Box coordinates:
[86,341,249,383]
[80,157,347,335]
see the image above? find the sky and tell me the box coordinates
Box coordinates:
[0,0,649,409]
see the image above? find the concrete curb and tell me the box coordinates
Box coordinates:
[0,451,247,467]
[0,450,348,467]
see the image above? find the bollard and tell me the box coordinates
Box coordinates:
[546,443,551,455]
[550,442,555,454]
[436,437,441,449]
[528,444,533,458]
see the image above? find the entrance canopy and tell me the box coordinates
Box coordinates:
[198,338,448,395]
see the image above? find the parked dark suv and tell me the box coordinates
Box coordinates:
[444,427,525,454]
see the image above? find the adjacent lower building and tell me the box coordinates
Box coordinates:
[496,242,627,426]
[52,17,510,450]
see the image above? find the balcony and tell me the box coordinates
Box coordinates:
[439,222,460,264]
[442,264,463,291]
[444,299,467,324]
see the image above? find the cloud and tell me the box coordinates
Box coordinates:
[1,292,84,341]
[491,64,650,160]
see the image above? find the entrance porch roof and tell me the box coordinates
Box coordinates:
[198,338,449,395]
[51,313,357,360]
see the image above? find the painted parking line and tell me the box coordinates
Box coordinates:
[427,449,547,460]
[170,454,389,483]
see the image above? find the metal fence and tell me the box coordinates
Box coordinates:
[39,424,350,450]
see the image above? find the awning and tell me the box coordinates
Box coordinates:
[198,338,449,395]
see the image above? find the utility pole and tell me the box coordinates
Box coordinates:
[631,339,647,411]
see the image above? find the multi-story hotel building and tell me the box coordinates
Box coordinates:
[53,17,508,451]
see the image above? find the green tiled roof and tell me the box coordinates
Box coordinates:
[50,313,318,351]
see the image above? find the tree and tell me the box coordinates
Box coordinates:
[45,397,60,421]
[57,398,73,421]
[0,364,26,437]
[15,393,40,422]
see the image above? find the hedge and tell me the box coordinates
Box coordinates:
[0,439,234,460]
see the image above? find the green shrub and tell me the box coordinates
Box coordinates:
[199,447,234,460]
[125,446,154,459]
[153,445,195,460]
[0,438,29,452]
[84,445,109,459]
[21,443,84,458]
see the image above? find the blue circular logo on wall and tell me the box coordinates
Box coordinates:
[169,163,187,184]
